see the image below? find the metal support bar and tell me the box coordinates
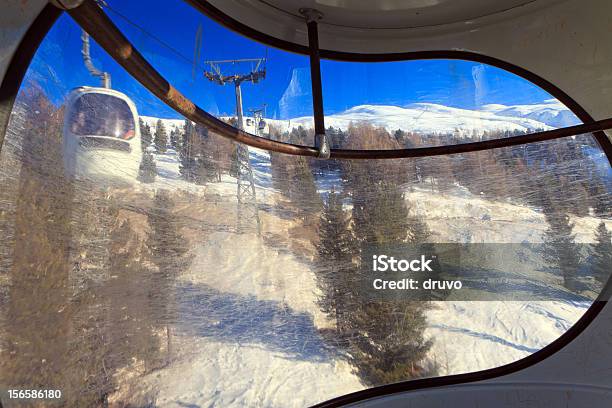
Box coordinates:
[301,8,330,159]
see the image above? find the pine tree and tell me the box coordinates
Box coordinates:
[147,189,191,292]
[406,211,447,300]
[139,117,156,183]
[542,200,581,291]
[327,126,347,149]
[590,173,610,218]
[146,190,192,367]
[288,126,309,145]
[434,155,455,193]
[139,118,152,151]
[229,144,240,178]
[268,127,290,192]
[316,191,358,334]
[179,119,196,181]
[154,119,168,153]
[138,151,157,183]
[342,123,409,188]
[105,220,161,374]
[352,180,409,243]
[289,157,321,216]
[345,177,434,386]
[269,148,321,217]
[170,128,180,149]
[193,124,217,185]
[394,129,407,146]
[563,178,591,217]
[1,85,80,401]
[193,154,216,185]
[347,300,433,386]
[207,132,235,181]
[591,222,612,287]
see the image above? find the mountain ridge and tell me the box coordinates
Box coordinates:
[141,100,578,138]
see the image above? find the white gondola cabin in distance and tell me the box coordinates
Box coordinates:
[62,86,142,184]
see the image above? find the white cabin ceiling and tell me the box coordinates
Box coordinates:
[244,0,547,29]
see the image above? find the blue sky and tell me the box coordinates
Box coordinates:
[24,0,555,120]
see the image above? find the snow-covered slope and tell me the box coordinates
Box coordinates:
[427,300,589,376]
[129,336,362,408]
[142,99,575,140]
[110,180,598,406]
[109,132,605,407]
[286,103,556,136]
[481,99,579,128]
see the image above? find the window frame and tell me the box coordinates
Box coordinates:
[0,4,610,408]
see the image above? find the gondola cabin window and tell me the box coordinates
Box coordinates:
[69,93,135,140]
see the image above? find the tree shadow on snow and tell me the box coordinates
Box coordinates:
[175,282,336,362]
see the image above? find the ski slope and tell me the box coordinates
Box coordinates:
[111,100,599,407]
[113,221,591,407]
[426,300,589,376]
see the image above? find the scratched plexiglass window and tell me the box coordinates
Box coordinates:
[0,2,610,407]
[106,0,315,145]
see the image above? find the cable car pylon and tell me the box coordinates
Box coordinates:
[204,58,265,235]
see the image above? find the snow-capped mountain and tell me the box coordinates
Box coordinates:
[480,99,579,128]
[286,103,557,136]
[140,100,575,138]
